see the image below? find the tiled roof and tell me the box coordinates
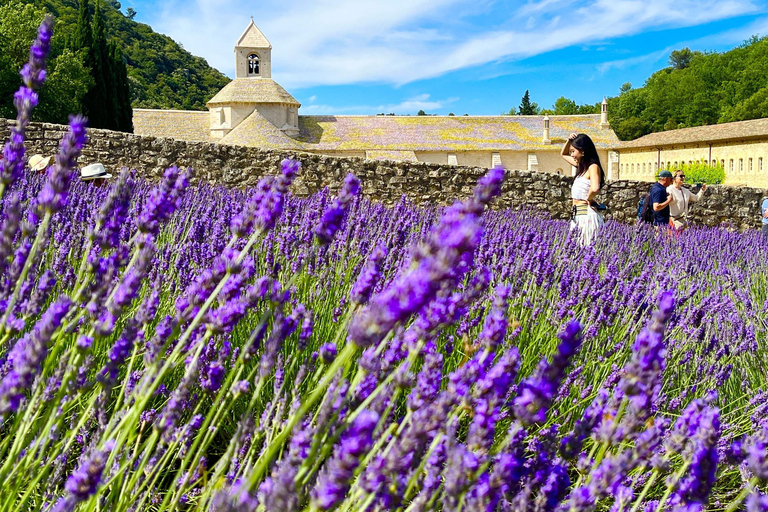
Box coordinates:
[207,79,300,106]
[365,150,418,162]
[236,20,271,48]
[296,115,618,151]
[219,110,303,150]
[132,109,211,141]
[131,110,621,154]
[617,118,768,149]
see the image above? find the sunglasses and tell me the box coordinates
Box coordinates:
[676,175,685,179]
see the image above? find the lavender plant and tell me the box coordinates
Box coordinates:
[0,20,767,512]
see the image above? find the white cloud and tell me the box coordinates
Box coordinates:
[299,93,458,115]
[144,0,760,88]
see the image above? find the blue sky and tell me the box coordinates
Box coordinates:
[121,0,768,115]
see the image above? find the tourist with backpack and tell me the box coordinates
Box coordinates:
[649,170,674,228]
[561,132,606,245]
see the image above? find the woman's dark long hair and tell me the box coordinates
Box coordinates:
[571,133,605,189]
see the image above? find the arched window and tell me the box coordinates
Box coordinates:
[642,163,646,173]
[248,53,260,75]
[749,158,753,173]
[760,158,764,172]
[739,158,743,173]
[720,159,725,168]
[729,159,734,173]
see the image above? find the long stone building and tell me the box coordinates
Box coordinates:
[615,118,768,187]
[133,19,768,189]
[133,19,620,178]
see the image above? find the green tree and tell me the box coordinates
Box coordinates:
[0,0,47,118]
[37,48,93,124]
[518,90,538,115]
[553,96,578,115]
[615,116,650,140]
[417,109,426,116]
[668,47,700,70]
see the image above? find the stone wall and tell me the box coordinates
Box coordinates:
[3,118,767,230]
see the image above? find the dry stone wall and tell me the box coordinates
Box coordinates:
[3,118,767,231]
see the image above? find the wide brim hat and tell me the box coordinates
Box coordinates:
[80,163,112,181]
[29,154,53,171]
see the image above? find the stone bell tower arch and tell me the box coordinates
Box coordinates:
[235,17,272,79]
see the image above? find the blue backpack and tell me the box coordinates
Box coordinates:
[638,192,653,223]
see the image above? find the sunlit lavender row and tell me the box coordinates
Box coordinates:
[2,16,768,512]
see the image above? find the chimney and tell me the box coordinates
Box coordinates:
[543,115,551,144]
[600,97,609,128]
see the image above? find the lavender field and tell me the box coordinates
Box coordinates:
[2,17,768,512]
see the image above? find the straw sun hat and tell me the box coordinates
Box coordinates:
[28,154,53,171]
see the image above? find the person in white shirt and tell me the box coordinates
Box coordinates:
[666,170,705,231]
[561,133,606,245]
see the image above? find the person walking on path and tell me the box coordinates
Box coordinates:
[561,133,606,246]
[650,170,674,229]
[667,170,706,231]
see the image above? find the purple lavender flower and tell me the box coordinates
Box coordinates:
[746,427,768,481]
[747,491,768,512]
[137,166,190,235]
[348,168,505,348]
[0,15,53,188]
[474,166,505,205]
[478,284,511,352]
[90,168,135,249]
[0,296,70,419]
[314,173,360,244]
[51,441,114,512]
[0,194,21,277]
[619,291,675,412]
[319,342,337,364]
[211,479,259,512]
[512,320,582,425]
[36,116,88,214]
[670,401,721,508]
[350,243,387,305]
[312,410,378,510]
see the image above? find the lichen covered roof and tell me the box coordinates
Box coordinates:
[617,118,768,149]
[365,150,418,162]
[296,115,618,151]
[132,108,211,141]
[207,79,300,106]
[219,110,303,150]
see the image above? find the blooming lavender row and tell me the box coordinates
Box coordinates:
[1,19,768,512]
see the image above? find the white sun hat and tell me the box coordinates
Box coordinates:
[28,154,53,171]
[80,163,112,181]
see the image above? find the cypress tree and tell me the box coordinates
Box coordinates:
[73,0,93,51]
[110,42,133,132]
[85,0,110,128]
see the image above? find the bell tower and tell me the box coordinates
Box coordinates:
[235,17,272,79]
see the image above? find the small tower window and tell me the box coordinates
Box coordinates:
[248,53,260,75]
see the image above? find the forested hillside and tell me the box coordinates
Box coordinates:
[608,37,768,140]
[0,0,229,126]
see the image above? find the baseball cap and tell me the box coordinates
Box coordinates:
[658,170,673,178]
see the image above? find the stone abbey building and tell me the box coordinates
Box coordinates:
[133,20,768,188]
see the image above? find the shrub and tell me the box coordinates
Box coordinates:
[664,160,726,184]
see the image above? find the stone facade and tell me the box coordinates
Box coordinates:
[3,118,766,231]
[618,141,768,188]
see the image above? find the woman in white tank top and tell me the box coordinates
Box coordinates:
[561,133,606,245]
